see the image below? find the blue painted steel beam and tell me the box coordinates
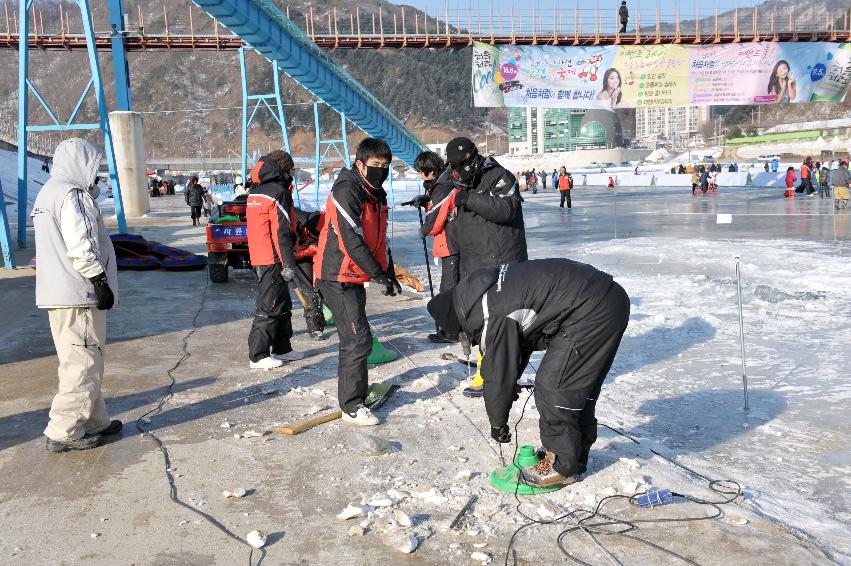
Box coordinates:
[16,0,127,252]
[192,0,426,167]
[16,0,30,249]
[0,180,14,268]
[107,0,133,111]
[239,46,300,206]
[78,0,127,234]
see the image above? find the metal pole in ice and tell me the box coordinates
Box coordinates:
[734,255,750,411]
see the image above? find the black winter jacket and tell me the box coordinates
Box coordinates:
[185,183,205,207]
[452,259,614,428]
[455,157,527,277]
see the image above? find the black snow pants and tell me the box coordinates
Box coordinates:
[294,259,325,335]
[248,264,293,362]
[534,282,630,477]
[316,280,372,414]
[439,255,460,294]
[190,205,202,222]
[559,190,572,209]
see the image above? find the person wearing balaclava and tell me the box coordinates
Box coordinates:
[446,136,528,394]
[445,137,527,279]
[314,138,402,427]
[427,259,630,488]
[32,138,123,453]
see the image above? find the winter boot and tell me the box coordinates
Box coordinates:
[272,350,305,362]
[519,450,577,488]
[462,386,484,398]
[428,331,458,344]
[462,350,485,397]
[94,420,123,436]
[46,434,102,453]
[342,404,380,426]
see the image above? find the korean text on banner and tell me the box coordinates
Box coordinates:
[472,41,851,109]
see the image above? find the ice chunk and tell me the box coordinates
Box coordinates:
[454,470,473,483]
[348,525,365,536]
[394,533,419,553]
[536,501,559,521]
[337,504,371,520]
[412,485,447,505]
[367,496,395,507]
[246,530,267,549]
[346,431,400,456]
[599,487,617,498]
[471,551,492,562]
[394,510,413,528]
[308,404,329,415]
[387,488,410,501]
[223,487,248,498]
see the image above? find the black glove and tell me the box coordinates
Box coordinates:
[372,273,400,296]
[491,425,511,444]
[386,251,403,295]
[454,190,469,209]
[89,272,114,310]
[401,195,430,208]
[281,266,295,282]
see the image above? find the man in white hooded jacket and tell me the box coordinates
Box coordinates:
[32,138,123,452]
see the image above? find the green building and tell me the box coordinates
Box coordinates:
[508,108,622,155]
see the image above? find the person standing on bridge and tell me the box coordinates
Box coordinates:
[618,1,629,33]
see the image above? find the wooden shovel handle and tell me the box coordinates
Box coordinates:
[275,410,343,436]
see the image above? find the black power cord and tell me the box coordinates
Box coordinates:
[135,276,265,566]
[502,388,743,566]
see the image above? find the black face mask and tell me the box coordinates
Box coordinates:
[281,173,293,189]
[364,165,389,188]
[423,178,436,193]
[452,155,478,186]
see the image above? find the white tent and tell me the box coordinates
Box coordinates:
[829,136,848,151]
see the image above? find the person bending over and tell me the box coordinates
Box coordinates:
[428,259,630,487]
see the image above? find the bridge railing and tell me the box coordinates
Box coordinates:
[2,2,849,46]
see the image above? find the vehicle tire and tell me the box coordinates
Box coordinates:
[209,263,228,283]
[208,253,229,283]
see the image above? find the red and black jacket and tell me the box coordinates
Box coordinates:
[314,167,389,284]
[419,168,458,258]
[246,157,297,268]
[294,208,325,261]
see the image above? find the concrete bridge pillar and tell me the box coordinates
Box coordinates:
[108,111,149,219]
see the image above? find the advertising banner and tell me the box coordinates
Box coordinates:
[472,41,851,108]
